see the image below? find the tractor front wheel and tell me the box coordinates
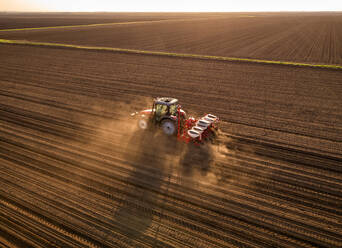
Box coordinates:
[161,119,176,136]
[138,119,148,130]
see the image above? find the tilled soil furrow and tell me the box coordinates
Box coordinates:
[0,165,223,248]
[0,159,310,248]
[1,114,341,215]
[0,157,258,248]
[3,122,340,228]
[0,166,316,248]
[0,207,85,248]
[0,178,167,248]
[0,195,111,248]
[1,80,342,146]
[1,123,340,212]
[1,51,340,153]
[1,96,341,169]
[1,114,340,202]
[0,132,340,246]
[1,14,341,64]
[1,38,342,247]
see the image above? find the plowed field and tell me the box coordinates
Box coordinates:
[0,12,226,29]
[0,13,342,248]
[1,43,341,247]
[1,13,342,65]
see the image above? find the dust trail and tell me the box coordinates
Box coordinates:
[73,96,181,244]
[79,96,261,196]
[79,96,153,155]
[173,129,261,193]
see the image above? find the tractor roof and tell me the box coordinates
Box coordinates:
[154,97,178,106]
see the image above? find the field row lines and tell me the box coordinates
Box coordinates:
[0,16,255,32]
[1,38,341,70]
[1,111,341,247]
[0,18,199,32]
[1,119,340,247]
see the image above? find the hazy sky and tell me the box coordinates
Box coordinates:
[1,0,342,12]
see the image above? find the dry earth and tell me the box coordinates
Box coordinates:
[1,13,342,64]
[0,12,227,29]
[0,13,342,248]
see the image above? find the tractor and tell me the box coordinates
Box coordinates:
[131,97,219,145]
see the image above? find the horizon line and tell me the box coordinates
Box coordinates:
[1,10,342,13]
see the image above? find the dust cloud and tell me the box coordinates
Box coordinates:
[76,97,258,193]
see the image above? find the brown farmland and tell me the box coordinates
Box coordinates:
[0,13,342,248]
[0,12,225,29]
[1,12,342,65]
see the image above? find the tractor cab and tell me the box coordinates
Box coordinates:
[152,97,179,122]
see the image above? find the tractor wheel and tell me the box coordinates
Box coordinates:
[138,119,148,130]
[161,119,176,136]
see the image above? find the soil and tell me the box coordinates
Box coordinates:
[1,12,341,64]
[0,13,341,247]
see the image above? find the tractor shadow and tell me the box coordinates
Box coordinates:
[107,129,176,246]
[174,141,221,191]
[179,144,213,177]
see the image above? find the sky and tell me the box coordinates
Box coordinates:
[1,0,342,12]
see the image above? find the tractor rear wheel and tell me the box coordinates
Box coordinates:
[161,119,176,136]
